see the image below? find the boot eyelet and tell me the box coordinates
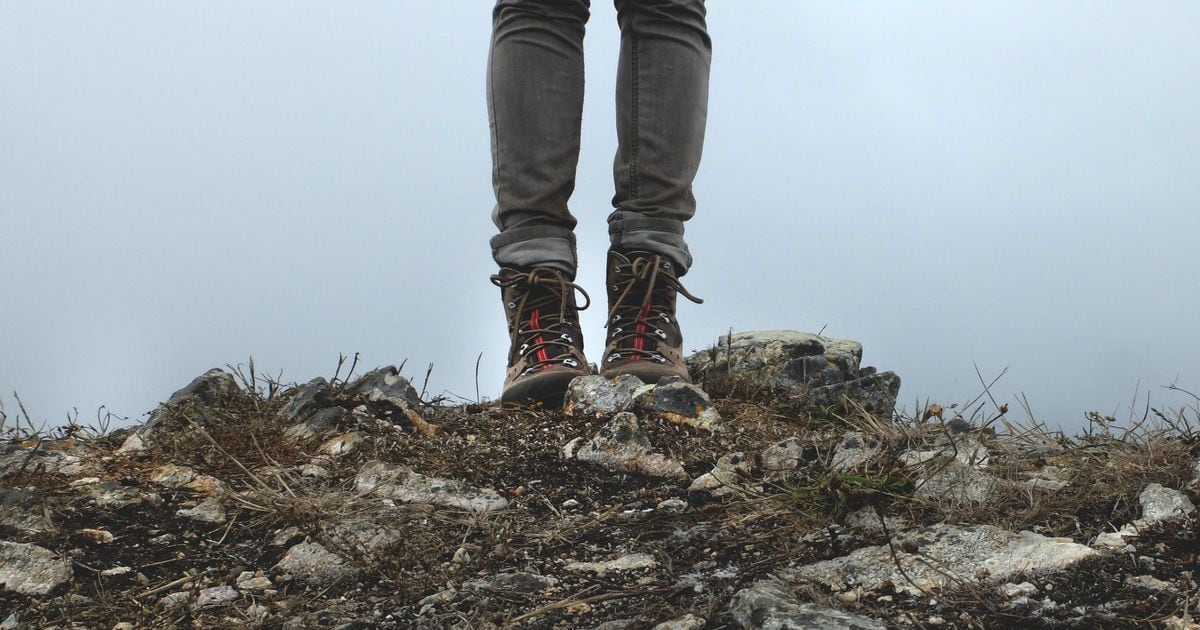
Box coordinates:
[612,315,621,323]
[560,333,573,342]
[655,329,667,339]
[659,314,671,323]
[607,353,621,362]
[506,302,516,310]
[562,358,579,367]
[652,354,667,363]
[612,327,622,334]
[519,343,529,355]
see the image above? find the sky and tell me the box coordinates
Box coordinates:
[2,2,1198,434]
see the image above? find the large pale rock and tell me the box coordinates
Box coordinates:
[570,413,687,480]
[176,497,227,524]
[914,461,998,505]
[686,330,899,415]
[728,579,886,629]
[564,375,644,415]
[354,461,509,512]
[1139,483,1194,523]
[761,437,807,473]
[689,452,754,496]
[0,541,73,596]
[791,523,1097,595]
[565,553,658,575]
[0,444,81,478]
[88,481,161,510]
[652,614,706,630]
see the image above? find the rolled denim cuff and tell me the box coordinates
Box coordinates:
[607,213,693,275]
[490,225,577,277]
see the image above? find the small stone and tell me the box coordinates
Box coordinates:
[236,571,274,592]
[572,412,687,480]
[652,614,706,630]
[656,498,688,512]
[159,591,191,609]
[115,432,148,455]
[270,526,303,547]
[77,528,115,544]
[830,431,884,472]
[1126,574,1176,592]
[274,542,356,584]
[192,585,238,609]
[148,464,197,488]
[804,371,901,417]
[728,579,886,629]
[761,437,806,472]
[914,461,998,505]
[688,452,753,497]
[176,497,227,524]
[565,553,658,575]
[1000,582,1038,598]
[354,461,509,512]
[318,432,364,458]
[89,481,160,510]
[451,547,471,565]
[68,477,101,487]
[278,377,333,423]
[165,368,240,407]
[0,489,54,535]
[101,566,132,577]
[561,499,581,509]
[464,572,558,594]
[634,378,721,430]
[350,366,423,406]
[0,541,73,596]
[284,406,346,441]
[564,374,644,415]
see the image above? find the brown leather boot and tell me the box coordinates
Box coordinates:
[491,267,590,405]
[600,251,703,384]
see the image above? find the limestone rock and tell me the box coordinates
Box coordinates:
[0,541,72,596]
[689,452,754,496]
[176,497,227,524]
[761,437,807,473]
[279,377,333,423]
[275,541,356,584]
[805,371,901,416]
[652,614,706,630]
[564,374,644,415]
[0,489,54,536]
[728,579,886,629]
[633,377,721,430]
[318,432,364,458]
[354,461,509,512]
[830,431,884,472]
[350,366,422,407]
[0,444,82,478]
[88,481,160,510]
[284,406,346,441]
[571,413,687,480]
[192,585,238,609]
[565,553,658,575]
[914,461,998,505]
[166,368,240,407]
[687,330,864,389]
[1139,483,1194,524]
[464,572,558,594]
[148,464,197,488]
[791,523,1097,595]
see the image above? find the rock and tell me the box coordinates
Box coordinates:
[325,514,405,555]
[176,497,227,524]
[791,524,1097,595]
[900,437,990,468]
[0,444,80,478]
[237,571,274,592]
[192,585,238,609]
[761,437,807,473]
[275,541,356,584]
[565,553,658,575]
[318,432,364,458]
[564,374,644,415]
[1126,574,1176,592]
[350,366,422,407]
[1139,483,1194,524]
[689,452,754,496]
[160,591,192,609]
[284,407,346,441]
[354,461,509,512]
[148,464,197,488]
[100,566,132,577]
[687,330,864,389]
[364,390,441,437]
[464,572,558,594]
[843,507,908,535]
[1000,582,1039,598]
[0,541,73,596]
[633,378,721,430]
[656,498,688,512]
[914,461,998,505]
[571,413,687,480]
[166,368,240,407]
[728,579,886,629]
[804,372,901,417]
[115,432,148,455]
[88,481,160,510]
[830,431,884,472]
[279,377,333,423]
[0,489,54,536]
[652,614,706,630]
[77,528,115,544]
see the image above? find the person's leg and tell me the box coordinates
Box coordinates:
[488,0,592,403]
[488,0,591,278]
[608,0,711,274]
[602,0,710,384]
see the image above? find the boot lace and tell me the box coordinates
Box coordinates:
[605,255,702,364]
[491,269,591,375]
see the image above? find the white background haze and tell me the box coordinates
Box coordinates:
[2,2,1198,433]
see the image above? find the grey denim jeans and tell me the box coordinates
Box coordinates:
[488,0,711,277]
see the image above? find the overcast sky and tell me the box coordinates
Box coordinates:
[2,2,1197,433]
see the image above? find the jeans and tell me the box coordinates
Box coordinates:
[488,0,711,277]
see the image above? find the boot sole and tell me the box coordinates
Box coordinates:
[599,362,691,385]
[501,368,587,407]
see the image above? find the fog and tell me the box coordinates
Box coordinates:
[2,2,1197,433]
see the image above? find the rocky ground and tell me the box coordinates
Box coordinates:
[1,331,1198,629]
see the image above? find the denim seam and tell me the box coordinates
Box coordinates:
[626,12,641,245]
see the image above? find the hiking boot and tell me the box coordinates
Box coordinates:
[491,267,590,405]
[600,251,703,384]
